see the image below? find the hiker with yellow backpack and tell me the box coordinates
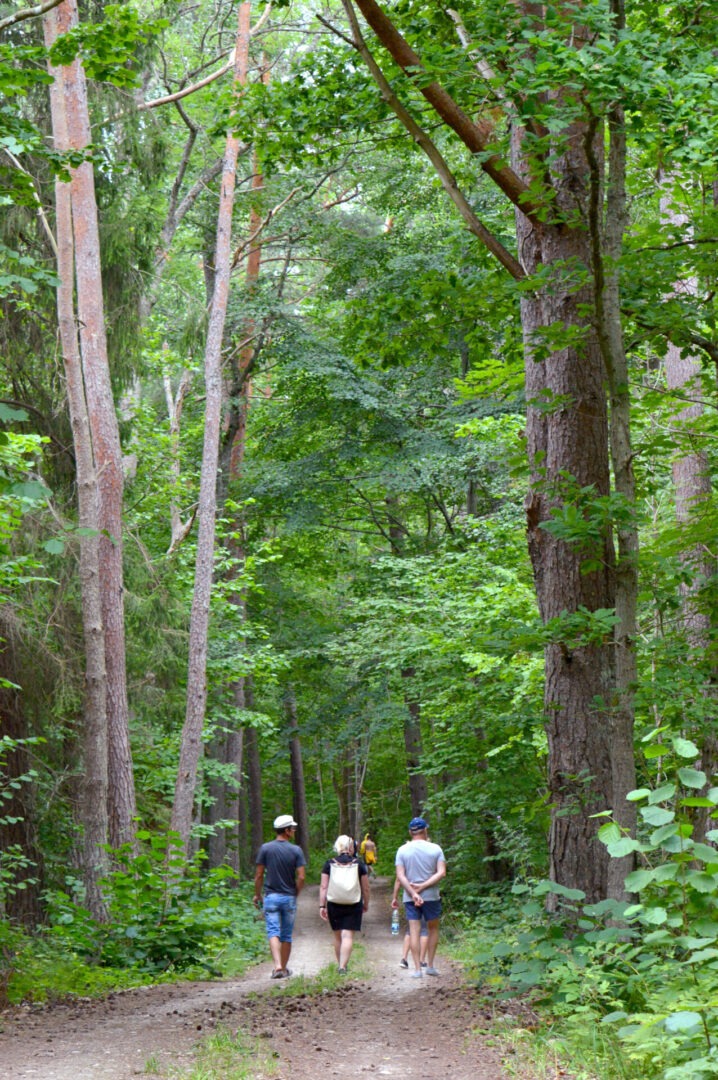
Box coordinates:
[359,833,377,878]
[319,835,370,974]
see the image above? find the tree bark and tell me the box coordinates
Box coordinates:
[44,4,109,914]
[170,2,252,850]
[401,668,429,817]
[51,0,136,851]
[285,687,310,859]
[244,697,264,863]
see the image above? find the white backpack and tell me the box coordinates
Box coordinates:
[326,858,361,904]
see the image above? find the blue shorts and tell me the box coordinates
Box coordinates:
[404,899,442,923]
[263,893,297,942]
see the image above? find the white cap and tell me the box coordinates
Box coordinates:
[273,814,298,830]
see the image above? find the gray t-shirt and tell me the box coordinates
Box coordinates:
[256,838,307,895]
[395,838,446,902]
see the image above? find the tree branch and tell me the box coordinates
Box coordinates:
[350,0,545,224]
[0,0,63,33]
[335,4,525,280]
[138,2,272,111]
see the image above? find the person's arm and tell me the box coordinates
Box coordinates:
[413,858,447,894]
[295,864,306,894]
[361,867,370,911]
[396,862,423,905]
[253,864,264,907]
[319,870,329,921]
[391,876,401,909]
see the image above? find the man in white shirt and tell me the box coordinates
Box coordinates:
[395,816,446,977]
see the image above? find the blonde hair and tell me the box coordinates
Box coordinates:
[334,834,354,855]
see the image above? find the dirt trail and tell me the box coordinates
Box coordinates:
[0,877,522,1079]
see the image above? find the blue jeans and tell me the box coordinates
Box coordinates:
[263,893,297,942]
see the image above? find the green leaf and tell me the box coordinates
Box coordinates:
[607,837,641,857]
[648,783,676,804]
[626,787,651,801]
[673,737,700,758]
[42,539,65,554]
[624,869,655,891]
[664,1011,702,1032]
[688,948,718,963]
[597,822,622,844]
[678,767,707,789]
[686,871,718,894]
[691,843,718,864]
[640,805,675,826]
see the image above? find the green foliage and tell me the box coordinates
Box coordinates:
[473,737,718,1079]
[44,832,265,977]
[48,6,169,89]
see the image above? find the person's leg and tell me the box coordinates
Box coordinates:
[277,895,297,974]
[332,929,342,963]
[419,924,429,966]
[400,929,410,966]
[268,936,283,970]
[263,896,285,974]
[409,919,423,968]
[339,929,354,969]
[425,918,440,969]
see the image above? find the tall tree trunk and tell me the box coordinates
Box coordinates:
[401,668,429,817]
[350,0,635,902]
[285,687,310,859]
[170,2,252,850]
[244,704,263,864]
[50,0,136,851]
[44,5,109,914]
[512,118,616,904]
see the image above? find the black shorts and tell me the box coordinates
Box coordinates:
[327,900,363,931]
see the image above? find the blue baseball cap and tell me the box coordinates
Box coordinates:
[409,817,428,832]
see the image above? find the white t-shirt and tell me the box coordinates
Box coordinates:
[395,838,446,902]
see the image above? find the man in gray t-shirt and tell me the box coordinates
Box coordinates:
[395,817,446,978]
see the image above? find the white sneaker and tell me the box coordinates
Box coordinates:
[410,969,423,978]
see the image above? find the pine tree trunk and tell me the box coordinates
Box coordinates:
[286,688,310,859]
[401,668,429,817]
[51,0,136,851]
[245,677,264,864]
[170,2,253,850]
[44,5,109,913]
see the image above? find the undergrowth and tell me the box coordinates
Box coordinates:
[454,734,718,1080]
[2,831,266,1005]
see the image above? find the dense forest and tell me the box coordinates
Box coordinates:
[1,0,718,1076]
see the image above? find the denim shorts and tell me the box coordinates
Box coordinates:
[263,892,297,942]
[404,899,442,922]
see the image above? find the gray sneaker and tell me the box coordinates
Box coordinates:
[424,966,440,976]
[410,969,423,978]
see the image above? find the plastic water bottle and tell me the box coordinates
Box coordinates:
[391,908,400,935]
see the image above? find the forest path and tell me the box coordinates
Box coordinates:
[0,877,525,1079]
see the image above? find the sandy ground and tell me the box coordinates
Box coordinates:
[0,877,530,1079]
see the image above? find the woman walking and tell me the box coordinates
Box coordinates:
[318,835,369,974]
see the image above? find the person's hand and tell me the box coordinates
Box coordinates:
[391,898,399,909]
[253,896,262,908]
[319,905,329,921]
[363,902,369,912]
